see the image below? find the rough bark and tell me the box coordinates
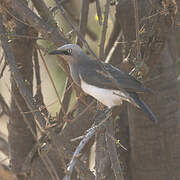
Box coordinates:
[1,0,179,179]
[8,18,37,176]
[110,0,180,179]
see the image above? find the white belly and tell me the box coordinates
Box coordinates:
[81,79,128,108]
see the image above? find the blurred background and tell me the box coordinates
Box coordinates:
[0,0,180,179]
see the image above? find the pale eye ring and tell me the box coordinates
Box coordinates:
[68,48,72,54]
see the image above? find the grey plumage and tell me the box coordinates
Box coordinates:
[49,44,157,123]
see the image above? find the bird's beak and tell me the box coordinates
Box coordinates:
[49,50,64,55]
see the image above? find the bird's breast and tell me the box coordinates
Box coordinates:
[80,79,128,108]
[69,64,81,85]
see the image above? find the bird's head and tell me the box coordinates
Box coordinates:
[49,44,86,63]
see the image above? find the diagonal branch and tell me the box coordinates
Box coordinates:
[37,46,66,116]
[53,0,97,58]
[0,14,46,130]
[65,110,112,180]
[33,48,49,118]
[1,0,68,46]
[31,0,56,25]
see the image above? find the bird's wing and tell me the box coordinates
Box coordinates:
[79,60,149,93]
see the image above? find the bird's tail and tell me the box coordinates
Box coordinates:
[130,93,158,123]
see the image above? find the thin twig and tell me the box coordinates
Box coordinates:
[31,0,56,24]
[95,0,103,25]
[0,52,4,65]
[133,0,141,61]
[51,5,97,41]
[33,48,49,118]
[50,130,95,180]
[3,7,31,27]
[99,0,111,60]
[41,155,61,180]
[6,81,60,180]
[0,61,7,79]
[65,110,112,180]
[37,46,66,115]
[105,31,123,63]
[0,14,46,130]
[70,100,96,123]
[105,131,125,180]
[58,78,72,121]
[0,93,10,117]
[9,34,45,40]
[106,133,128,151]
[53,0,97,58]
[129,0,143,76]
[0,135,8,156]
[77,0,90,47]
[2,0,68,45]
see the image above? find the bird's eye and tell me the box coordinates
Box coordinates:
[67,48,72,55]
[63,48,72,55]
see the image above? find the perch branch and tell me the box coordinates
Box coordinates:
[65,110,112,180]
[50,131,95,180]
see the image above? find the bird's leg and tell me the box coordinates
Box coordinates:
[96,101,105,111]
[76,92,89,106]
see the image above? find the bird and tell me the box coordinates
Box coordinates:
[49,44,157,123]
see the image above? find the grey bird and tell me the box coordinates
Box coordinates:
[49,44,157,123]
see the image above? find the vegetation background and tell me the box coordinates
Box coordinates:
[0,0,179,180]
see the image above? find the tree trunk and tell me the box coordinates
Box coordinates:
[8,18,37,178]
[112,0,180,179]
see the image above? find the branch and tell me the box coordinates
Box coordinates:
[133,0,141,61]
[50,130,95,180]
[31,0,56,24]
[37,46,66,116]
[52,3,97,41]
[0,135,8,156]
[0,93,10,117]
[77,0,90,47]
[0,14,46,130]
[95,0,103,25]
[33,48,49,118]
[99,0,111,60]
[105,128,125,180]
[2,0,68,46]
[7,83,60,180]
[65,110,112,180]
[129,0,143,76]
[58,78,72,121]
[53,0,97,58]
[0,61,7,79]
